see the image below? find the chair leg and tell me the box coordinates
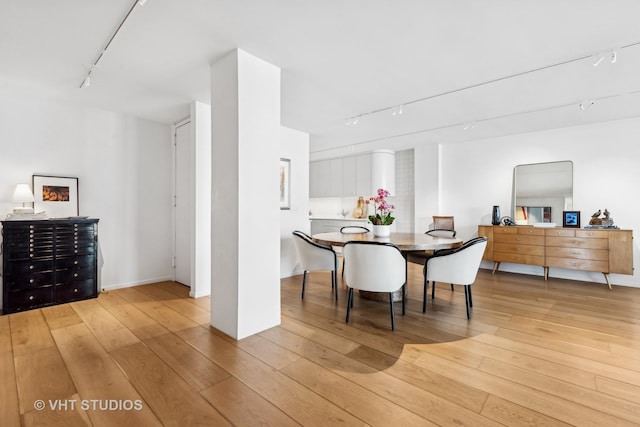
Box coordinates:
[346,288,354,323]
[422,278,428,313]
[401,284,406,316]
[468,285,473,307]
[450,283,454,291]
[334,271,339,301]
[464,285,471,319]
[389,292,396,331]
[301,271,307,299]
[341,259,345,279]
[432,280,436,299]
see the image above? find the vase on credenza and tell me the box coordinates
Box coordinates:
[492,205,501,225]
[372,224,391,237]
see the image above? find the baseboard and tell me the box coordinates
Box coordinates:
[100,276,173,292]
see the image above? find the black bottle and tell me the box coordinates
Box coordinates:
[492,206,501,225]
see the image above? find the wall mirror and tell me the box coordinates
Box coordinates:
[512,161,573,225]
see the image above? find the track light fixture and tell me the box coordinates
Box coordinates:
[79,0,146,88]
[463,122,476,130]
[391,105,403,116]
[593,55,604,67]
[579,100,595,111]
[611,50,617,63]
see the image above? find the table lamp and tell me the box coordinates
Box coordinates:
[12,183,35,214]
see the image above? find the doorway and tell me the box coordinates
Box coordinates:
[173,119,191,287]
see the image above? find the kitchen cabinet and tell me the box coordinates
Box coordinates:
[310,151,394,198]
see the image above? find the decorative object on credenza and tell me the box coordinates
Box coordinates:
[11,183,35,214]
[563,211,581,228]
[589,209,602,225]
[32,174,79,218]
[491,205,501,225]
[279,158,291,210]
[500,216,516,226]
[587,208,617,228]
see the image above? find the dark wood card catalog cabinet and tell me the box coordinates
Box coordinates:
[1,218,99,314]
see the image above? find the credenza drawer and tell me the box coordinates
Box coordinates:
[545,236,608,249]
[494,243,544,256]
[546,247,608,261]
[546,257,609,272]
[494,234,544,246]
[494,252,544,266]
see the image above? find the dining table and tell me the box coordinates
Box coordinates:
[312,231,463,302]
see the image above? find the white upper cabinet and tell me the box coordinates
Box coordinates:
[310,151,395,199]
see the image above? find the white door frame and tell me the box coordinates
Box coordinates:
[172,117,192,286]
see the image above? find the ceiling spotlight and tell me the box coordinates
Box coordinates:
[353,117,359,125]
[579,100,594,111]
[611,50,617,64]
[84,75,91,87]
[138,0,148,5]
[593,55,604,67]
[463,122,476,130]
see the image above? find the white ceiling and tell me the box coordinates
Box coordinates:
[3,0,640,157]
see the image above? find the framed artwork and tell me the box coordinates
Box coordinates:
[32,174,79,218]
[563,210,580,228]
[280,158,291,210]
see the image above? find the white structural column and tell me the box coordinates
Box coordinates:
[210,49,281,339]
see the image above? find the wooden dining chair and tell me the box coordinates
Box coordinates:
[432,215,455,230]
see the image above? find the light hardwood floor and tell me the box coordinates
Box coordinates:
[2,265,640,426]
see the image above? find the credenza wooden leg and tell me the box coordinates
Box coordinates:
[544,267,549,280]
[492,262,500,274]
[603,273,612,289]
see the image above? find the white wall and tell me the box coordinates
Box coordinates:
[190,101,212,297]
[439,117,640,287]
[280,127,310,277]
[0,89,173,291]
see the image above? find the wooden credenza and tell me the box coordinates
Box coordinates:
[478,225,633,288]
[1,218,99,314]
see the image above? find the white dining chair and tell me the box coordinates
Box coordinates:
[292,230,339,301]
[339,225,370,277]
[406,228,458,291]
[423,237,487,319]
[343,241,406,331]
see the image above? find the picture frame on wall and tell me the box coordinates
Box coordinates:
[32,174,79,218]
[563,210,580,228]
[280,158,291,210]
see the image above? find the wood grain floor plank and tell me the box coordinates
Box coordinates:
[186,329,366,426]
[14,346,77,415]
[51,323,162,427]
[41,304,82,330]
[281,357,436,427]
[480,395,572,427]
[259,325,500,427]
[144,332,232,391]
[22,393,91,427]
[10,310,55,357]
[414,349,637,427]
[0,349,21,427]
[70,299,140,352]
[110,342,231,426]
[134,284,210,324]
[200,377,301,427]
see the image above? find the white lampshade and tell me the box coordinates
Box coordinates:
[12,183,34,203]
[11,183,35,214]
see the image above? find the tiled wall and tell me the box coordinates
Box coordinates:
[392,149,415,232]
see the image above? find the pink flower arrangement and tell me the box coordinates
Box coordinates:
[366,188,395,225]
